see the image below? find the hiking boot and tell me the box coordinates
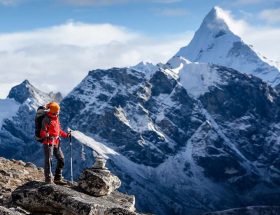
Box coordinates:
[54,178,68,186]
[45,178,54,184]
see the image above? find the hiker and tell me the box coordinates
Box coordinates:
[39,102,71,185]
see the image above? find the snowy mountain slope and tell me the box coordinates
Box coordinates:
[0,98,20,127]
[60,65,208,166]
[166,57,228,98]
[168,7,280,86]
[71,130,214,215]
[57,62,280,214]
[204,206,280,215]
[0,80,62,161]
[2,63,279,215]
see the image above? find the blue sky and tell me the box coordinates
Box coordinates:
[0,0,279,34]
[0,0,280,98]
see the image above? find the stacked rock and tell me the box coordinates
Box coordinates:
[78,156,122,197]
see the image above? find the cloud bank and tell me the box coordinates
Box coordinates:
[0,22,191,98]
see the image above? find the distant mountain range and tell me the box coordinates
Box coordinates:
[1,6,280,215]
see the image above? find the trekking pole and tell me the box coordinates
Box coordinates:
[69,130,73,185]
[50,143,53,178]
[48,135,53,182]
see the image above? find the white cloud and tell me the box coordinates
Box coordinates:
[154,8,188,16]
[260,8,280,23]
[0,22,191,98]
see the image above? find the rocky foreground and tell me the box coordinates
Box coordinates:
[0,157,142,215]
[0,157,44,208]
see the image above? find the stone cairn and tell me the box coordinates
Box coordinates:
[78,156,122,197]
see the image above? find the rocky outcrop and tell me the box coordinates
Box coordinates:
[0,157,44,207]
[12,181,135,215]
[78,164,121,196]
[6,157,139,215]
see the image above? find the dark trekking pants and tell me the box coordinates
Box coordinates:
[43,143,65,181]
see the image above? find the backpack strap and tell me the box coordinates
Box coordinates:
[41,114,51,132]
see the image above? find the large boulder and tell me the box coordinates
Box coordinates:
[12,181,136,215]
[78,167,121,197]
[78,157,121,197]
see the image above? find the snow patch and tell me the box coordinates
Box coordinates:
[114,106,130,127]
[71,130,117,159]
[147,122,165,139]
[71,130,149,179]
[178,62,224,97]
[0,98,20,127]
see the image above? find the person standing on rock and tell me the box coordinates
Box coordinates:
[40,102,71,185]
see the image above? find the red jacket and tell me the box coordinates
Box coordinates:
[40,112,68,145]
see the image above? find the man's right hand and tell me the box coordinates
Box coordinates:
[45,133,49,138]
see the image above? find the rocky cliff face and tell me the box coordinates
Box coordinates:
[58,62,280,215]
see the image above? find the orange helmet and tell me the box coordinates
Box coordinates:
[47,102,60,114]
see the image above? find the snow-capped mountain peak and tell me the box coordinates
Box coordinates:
[8,80,39,104]
[173,6,239,60]
[201,6,232,33]
[7,80,62,106]
[168,6,280,87]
